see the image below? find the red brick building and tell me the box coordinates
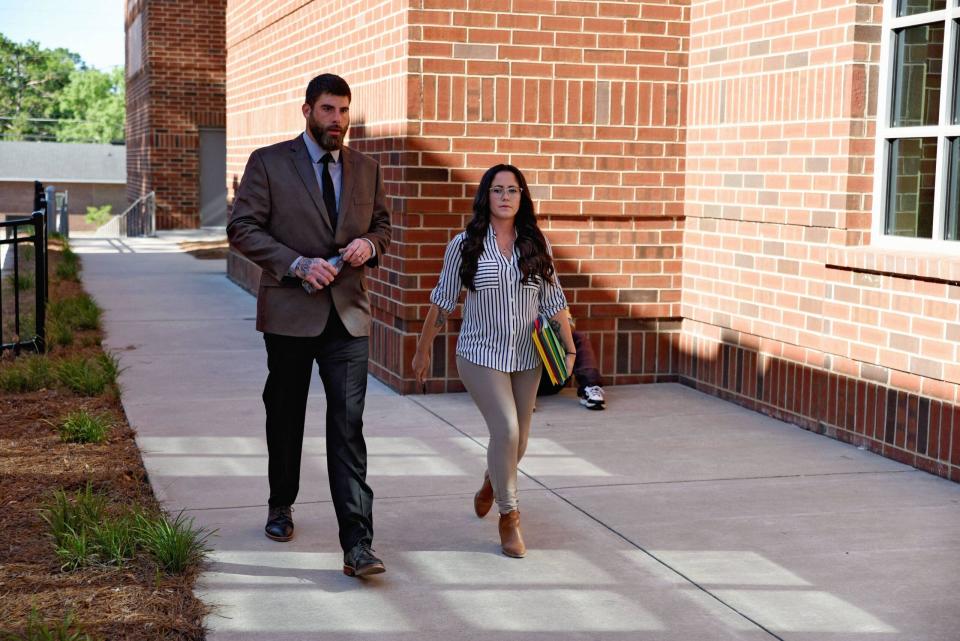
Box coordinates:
[125,0,227,228]
[131,0,960,483]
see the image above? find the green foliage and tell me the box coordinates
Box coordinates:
[57,409,111,444]
[39,485,211,575]
[0,34,79,142]
[55,247,80,282]
[52,525,92,571]
[39,486,135,570]
[5,272,34,290]
[55,352,120,396]
[48,294,101,331]
[0,34,124,143]
[133,511,213,574]
[56,68,124,144]
[90,514,137,566]
[2,608,96,641]
[83,205,112,228]
[46,318,74,348]
[40,485,107,565]
[0,355,55,392]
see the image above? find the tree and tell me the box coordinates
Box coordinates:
[57,67,125,143]
[0,34,79,140]
[0,33,124,143]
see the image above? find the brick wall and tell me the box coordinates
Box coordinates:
[125,0,226,228]
[217,0,959,481]
[225,0,409,385]
[225,0,689,393]
[680,0,960,481]
[398,0,690,393]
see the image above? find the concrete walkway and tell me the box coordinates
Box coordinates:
[73,233,960,641]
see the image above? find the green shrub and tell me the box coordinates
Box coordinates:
[48,295,100,332]
[90,514,137,566]
[38,486,211,576]
[134,511,213,574]
[52,525,92,571]
[83,205,112,228]
[40,485,107,570]
[5,272,34,290]
[3,608,96,641]
[0,355,55,392]
[41,485,107,540]
[57,246,80,279]
[46,318,74,349]
[54,352,119,396]
[57,410,111,444]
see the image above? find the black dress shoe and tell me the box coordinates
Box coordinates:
[264,505,294,542]
[343,542,385,577]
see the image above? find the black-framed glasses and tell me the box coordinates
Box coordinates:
[489,187,522,199]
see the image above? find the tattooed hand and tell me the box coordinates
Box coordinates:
[294,256,339,293]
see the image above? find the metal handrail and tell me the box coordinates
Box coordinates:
[95,191,156,237]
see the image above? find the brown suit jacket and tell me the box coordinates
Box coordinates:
[227,135,391,337]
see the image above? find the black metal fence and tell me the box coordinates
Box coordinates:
[1,212,47,354]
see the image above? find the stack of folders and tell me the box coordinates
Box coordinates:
[532,313,568,385]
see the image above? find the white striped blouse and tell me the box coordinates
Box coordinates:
[430,226,568,373]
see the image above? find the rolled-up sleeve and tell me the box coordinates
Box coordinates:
[430,234,464,313]
[538,240,568,317]
[539,274,568,318]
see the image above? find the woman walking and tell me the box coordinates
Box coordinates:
[412,164,575,557]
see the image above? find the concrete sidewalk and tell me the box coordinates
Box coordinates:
[74,233,960,641]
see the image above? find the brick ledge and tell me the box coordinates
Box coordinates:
[825,247,960,285]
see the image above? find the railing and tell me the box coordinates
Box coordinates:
[0,212,47,354]
[95,191,156,237]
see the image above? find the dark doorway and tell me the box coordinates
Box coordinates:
[199,128,227,227]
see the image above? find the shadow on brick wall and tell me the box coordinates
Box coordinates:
[676,334,960,483]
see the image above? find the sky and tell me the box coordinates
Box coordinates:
[0,0,125,71]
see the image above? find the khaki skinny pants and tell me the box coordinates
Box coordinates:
[456,356,541,514]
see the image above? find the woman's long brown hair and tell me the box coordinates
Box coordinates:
[459,164,555,291]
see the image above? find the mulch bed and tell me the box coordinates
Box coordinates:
[179,240,228,260]
[0,243,208,640]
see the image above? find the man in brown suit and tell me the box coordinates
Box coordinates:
[227,73,391,577]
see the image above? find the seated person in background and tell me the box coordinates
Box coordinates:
[537,313,606,410]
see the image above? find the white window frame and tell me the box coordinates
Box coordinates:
[872,1,960,251]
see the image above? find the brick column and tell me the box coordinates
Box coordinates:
[125,0,226,229]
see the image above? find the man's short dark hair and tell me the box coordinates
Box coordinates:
[305,74,351,106]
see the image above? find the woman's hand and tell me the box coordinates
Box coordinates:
[413,349,431,387]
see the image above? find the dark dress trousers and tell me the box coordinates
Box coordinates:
[227,135,391,552]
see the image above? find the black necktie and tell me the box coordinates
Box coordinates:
[320,153,338,229]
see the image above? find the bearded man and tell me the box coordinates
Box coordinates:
[228,73,391,577]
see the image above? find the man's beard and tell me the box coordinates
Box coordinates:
[308,118,345,151]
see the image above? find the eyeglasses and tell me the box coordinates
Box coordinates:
[489,187,522,199]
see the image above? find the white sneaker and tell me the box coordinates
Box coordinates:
[578,385,605,410]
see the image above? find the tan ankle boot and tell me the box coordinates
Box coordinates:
[498,510,526,558]
[474,472,493,518]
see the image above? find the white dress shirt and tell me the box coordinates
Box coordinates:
[431,227,568,373]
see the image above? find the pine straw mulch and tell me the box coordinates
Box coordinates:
[178,240,228,260]
[0,242,208,640]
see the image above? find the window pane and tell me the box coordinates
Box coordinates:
[955,21,960,125]
[898,0,946,16]
[886,138,937,238]
[946,138,960,240]
[892,24,945,127]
